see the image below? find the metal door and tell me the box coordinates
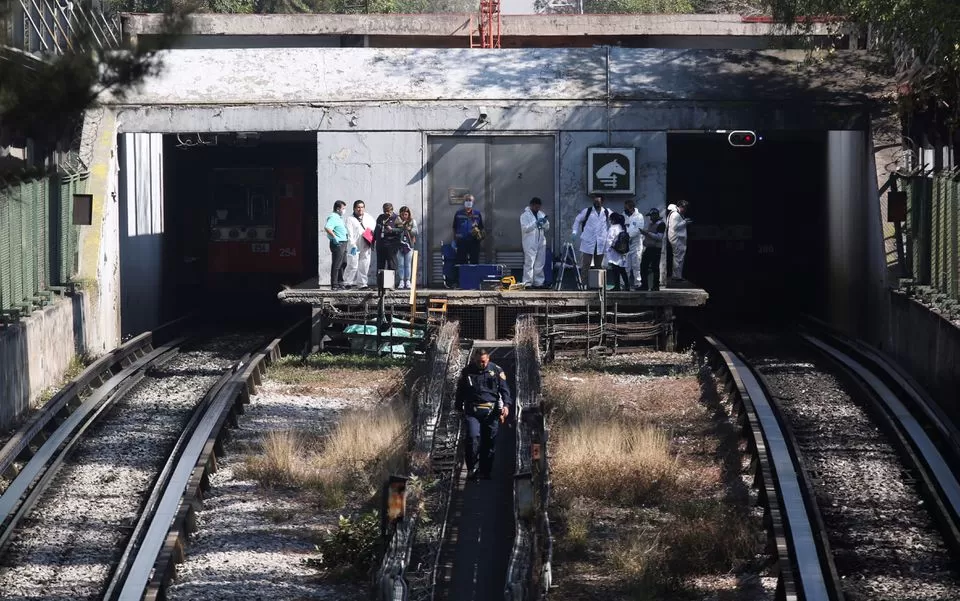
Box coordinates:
[427,136,555,286]
[489,137,555,269]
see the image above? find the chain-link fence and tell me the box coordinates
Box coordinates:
[904,173,960,301]
[0,172,86,320]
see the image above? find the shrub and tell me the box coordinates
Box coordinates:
[309,510,382,580]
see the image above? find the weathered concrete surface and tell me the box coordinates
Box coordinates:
[0,297,86,429]
[123,13,840,39]
[108,48,886,107]
[316,132,423,286]
[883,290,960,429]
[114,102,870,135]
[78,109,122,355]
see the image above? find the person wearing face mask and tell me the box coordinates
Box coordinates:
[452,194,484,270]
[520,196,550,288]
[665,199,691,281]
[571,194,611,279]
[622,199,645,290]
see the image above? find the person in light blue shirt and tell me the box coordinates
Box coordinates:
[324,201,348,289]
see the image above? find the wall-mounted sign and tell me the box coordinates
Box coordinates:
[587,148,635,195]
[448,187,472,205]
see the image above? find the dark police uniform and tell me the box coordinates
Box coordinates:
[456,359,512,479]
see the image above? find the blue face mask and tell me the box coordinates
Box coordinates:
[464,201,474,209]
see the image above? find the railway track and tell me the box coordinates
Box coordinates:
[702,324,960,601]
[0,319,302,600]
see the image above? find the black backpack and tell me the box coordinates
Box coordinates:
[612,229,630,254]
[580,207,610,232]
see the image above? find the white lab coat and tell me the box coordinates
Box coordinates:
[520,207,550,286]
[343,211,376,286]
[666,203,688,279]
[605,224,626,267]
[624,210,645,287]
[572,206,611,256]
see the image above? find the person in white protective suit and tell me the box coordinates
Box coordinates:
[342,199,377,289]
[665,200,690,281]
[520,197,550,287]
[623,199,645,290]
[572,194,611,277]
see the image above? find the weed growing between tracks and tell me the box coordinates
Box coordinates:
[544,352,770,600]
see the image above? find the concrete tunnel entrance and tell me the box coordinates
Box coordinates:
[667,131,829,318]
[163,132,318,319]
[117,131,318,336]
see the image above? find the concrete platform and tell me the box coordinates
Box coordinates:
[278,279,709,308]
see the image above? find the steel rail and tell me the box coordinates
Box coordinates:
[0,331,152,483]
[112,319,306,601]
[700,334,839,601]
[801,332,960,558]
[0,337,186,554]
[102,351,251,600]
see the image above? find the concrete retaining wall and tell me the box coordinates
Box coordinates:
[0,295,88,429]
[883,290,960,426]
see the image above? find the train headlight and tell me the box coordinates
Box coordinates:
[728,131,758,147]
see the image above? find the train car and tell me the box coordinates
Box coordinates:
[206,166,305,286]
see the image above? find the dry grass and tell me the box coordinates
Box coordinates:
[242,402,410,507]
[545,355,766,598]
[552,422,678,504]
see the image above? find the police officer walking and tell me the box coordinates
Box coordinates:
[456,349,512,481]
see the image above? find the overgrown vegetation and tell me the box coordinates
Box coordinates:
[308,510,382,580]
[270,352,410,385]
[242,404,409,506]
[544,358,760,597]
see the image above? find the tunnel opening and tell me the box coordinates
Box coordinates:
[162,132,318,320]
[668,131,829,322]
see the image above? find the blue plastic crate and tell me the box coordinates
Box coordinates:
[458,264,507,290]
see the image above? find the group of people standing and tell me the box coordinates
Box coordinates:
[324,193,690,291]
[573,194,689,291]
[324,200,419,289]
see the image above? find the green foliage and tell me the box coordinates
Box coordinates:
[583,0,694,12]
[309,511,382,580]
[764,0,960,133]
[0,8,187,150]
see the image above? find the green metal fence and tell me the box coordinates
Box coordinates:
[0,173,86,319]
[905,173,960,300]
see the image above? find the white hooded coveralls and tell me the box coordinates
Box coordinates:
[572,206,611,256]
[666,203,688,279]
[520,207,550,286]
[343,211,377,286]
[624,210,645,288]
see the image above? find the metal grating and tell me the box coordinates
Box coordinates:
[447,306,484,339]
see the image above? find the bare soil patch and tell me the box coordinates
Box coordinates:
[545,351,775,600]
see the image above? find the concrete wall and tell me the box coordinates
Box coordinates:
[313,130,666,285]
[0,296,88,429]
[78,109,123,355]
[825,130,884,339]
[118,133,165,337]
[316,132,424,285]
[884,291,960,427]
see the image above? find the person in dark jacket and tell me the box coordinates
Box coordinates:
[452,194,484,266]
[456,349,512,481]
[375,203,402,272]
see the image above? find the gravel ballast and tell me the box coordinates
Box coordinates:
[165,367,401,601]
[0,333,261,600]
[727,331,960,601]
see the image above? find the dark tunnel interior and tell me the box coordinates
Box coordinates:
[162,132,319,320]
[668,131,829,321]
